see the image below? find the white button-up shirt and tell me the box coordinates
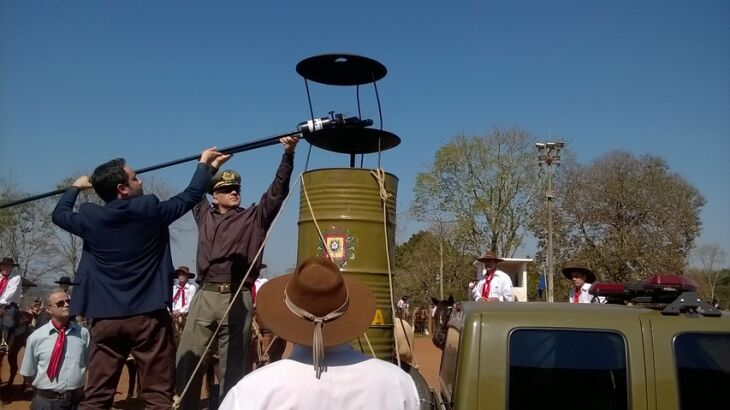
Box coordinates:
[171,282,197,314]
[470,269,514,302]
[0,272,21,305]
[20,321,90,391]
[219,344,420,410]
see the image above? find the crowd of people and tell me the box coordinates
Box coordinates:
[0,136,622,410]
[1,136,422,410]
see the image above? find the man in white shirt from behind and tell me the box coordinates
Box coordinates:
[219,257,419,410]
[470,250,514,302]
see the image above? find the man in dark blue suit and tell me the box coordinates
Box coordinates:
[52,147,230,409]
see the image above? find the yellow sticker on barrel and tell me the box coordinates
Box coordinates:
[371,309,385,325]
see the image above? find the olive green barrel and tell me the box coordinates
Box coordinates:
[297,168,398,360]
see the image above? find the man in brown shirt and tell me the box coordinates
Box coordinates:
[174,136,298,409]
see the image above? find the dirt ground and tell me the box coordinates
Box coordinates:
[0,336,441,409]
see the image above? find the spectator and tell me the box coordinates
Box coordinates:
[471,251,513,302]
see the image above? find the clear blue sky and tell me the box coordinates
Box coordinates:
[1,1,728,277]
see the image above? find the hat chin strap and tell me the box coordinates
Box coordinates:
[284,288,350,379]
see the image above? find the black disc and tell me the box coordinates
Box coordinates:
[296,54,387,86]
[304,127,400,154]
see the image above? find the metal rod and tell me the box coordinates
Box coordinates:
[0,130,300,209]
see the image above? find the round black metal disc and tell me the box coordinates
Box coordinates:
[304,127,400,154]
[296,54,387,86]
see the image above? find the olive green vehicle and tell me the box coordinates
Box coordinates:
[432,279,729,410]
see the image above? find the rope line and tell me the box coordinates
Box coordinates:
[173,174,302,409]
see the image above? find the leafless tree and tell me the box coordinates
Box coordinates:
[693,243,727,301]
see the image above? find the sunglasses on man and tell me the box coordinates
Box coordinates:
[54,299,71,308]
[214,186,240,194]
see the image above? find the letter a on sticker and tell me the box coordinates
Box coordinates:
[371,309,384,325]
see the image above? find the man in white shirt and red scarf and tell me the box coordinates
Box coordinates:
[220,257,420,410]
[171,266,197,341]
[0,257,22,353]
[21,289,90,409]
[470,251,514,302]
[563,267,598,304]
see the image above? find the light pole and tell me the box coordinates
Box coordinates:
[536,141,564,302]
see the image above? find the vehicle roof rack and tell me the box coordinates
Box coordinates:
[590,274,722,317]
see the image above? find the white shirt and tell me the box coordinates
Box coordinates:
[0,272,21,305]
[568,283,605,303]
[219,344,420,410]
[20,321,90,391]
[470,269,514,302]
[171,282,197,314]
[397,299,409,312]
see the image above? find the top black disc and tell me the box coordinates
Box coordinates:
[296,54,387,86]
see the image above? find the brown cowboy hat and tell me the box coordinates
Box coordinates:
[477,250,504,263]
[561,267,596,283]
[256,257,375,348]
[0,257,19,267]
[54,276,79,286]
[175,266,196,279]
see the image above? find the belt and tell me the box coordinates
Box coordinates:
[35,388,82,401]
[201,282,252,294]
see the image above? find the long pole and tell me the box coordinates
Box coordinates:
[0,131,300,210]
[439,235,444,300]
[547,161,554,303]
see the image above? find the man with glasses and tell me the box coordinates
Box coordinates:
[21,289,90,409]
[175,136,298,409]
[51,146,230,409]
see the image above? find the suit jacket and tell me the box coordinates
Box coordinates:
[52,163,214,319]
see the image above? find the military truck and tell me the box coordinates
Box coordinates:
[431,274,729,410]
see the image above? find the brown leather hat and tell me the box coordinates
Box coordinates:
[175,266,196,279]
[477,250,504,263]
[562,267,596,283]
[256,257,375,348]
[0,257,19,267]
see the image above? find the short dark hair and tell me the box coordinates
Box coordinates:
[91,158,127,202]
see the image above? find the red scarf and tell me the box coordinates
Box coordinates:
[573,287,581,304]
[251,282,257,303]
[47,320,67,380]
[0,274,9,297]
[481,270,496,299]
[173,285,187,307]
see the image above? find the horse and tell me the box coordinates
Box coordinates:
[430,295,454,349]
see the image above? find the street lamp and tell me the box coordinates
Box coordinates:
[536,141,564,302]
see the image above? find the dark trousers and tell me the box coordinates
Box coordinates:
[30,390,82,410]
[80,309,174,410]
[175,289,253,410]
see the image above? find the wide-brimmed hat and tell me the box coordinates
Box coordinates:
[209,169,241,194]
[257,257,375,348]
[54,276,79,286]
[0,257,19,267]
[562,267,596,283]
[477,250,504,263]
[175,266,196,279]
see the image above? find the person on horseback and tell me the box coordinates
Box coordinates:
[470,251,514,302]
[171,266,197,339]
[0,257,22,355]
[219,257,420,410]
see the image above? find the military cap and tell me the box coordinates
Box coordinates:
[210,169,241,194]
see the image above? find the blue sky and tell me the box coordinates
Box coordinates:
[1,1,728,277]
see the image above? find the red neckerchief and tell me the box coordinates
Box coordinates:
[481,269,496,299]
[47,320,68,380]
[173,284,187,307]
[573,286,581,303]
[251,282,257,303]
[0,274,9,296]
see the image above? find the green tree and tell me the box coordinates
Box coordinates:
[532,151,705,283]
[394,230,474,307]
[412,127,542,258]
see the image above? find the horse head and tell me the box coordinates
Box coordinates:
[430,295,454,349]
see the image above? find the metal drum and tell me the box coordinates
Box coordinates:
[297,168,398,359]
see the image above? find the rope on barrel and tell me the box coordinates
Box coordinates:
[173,174,302,410]
[300,175,378,358]
[369,168,408,368]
